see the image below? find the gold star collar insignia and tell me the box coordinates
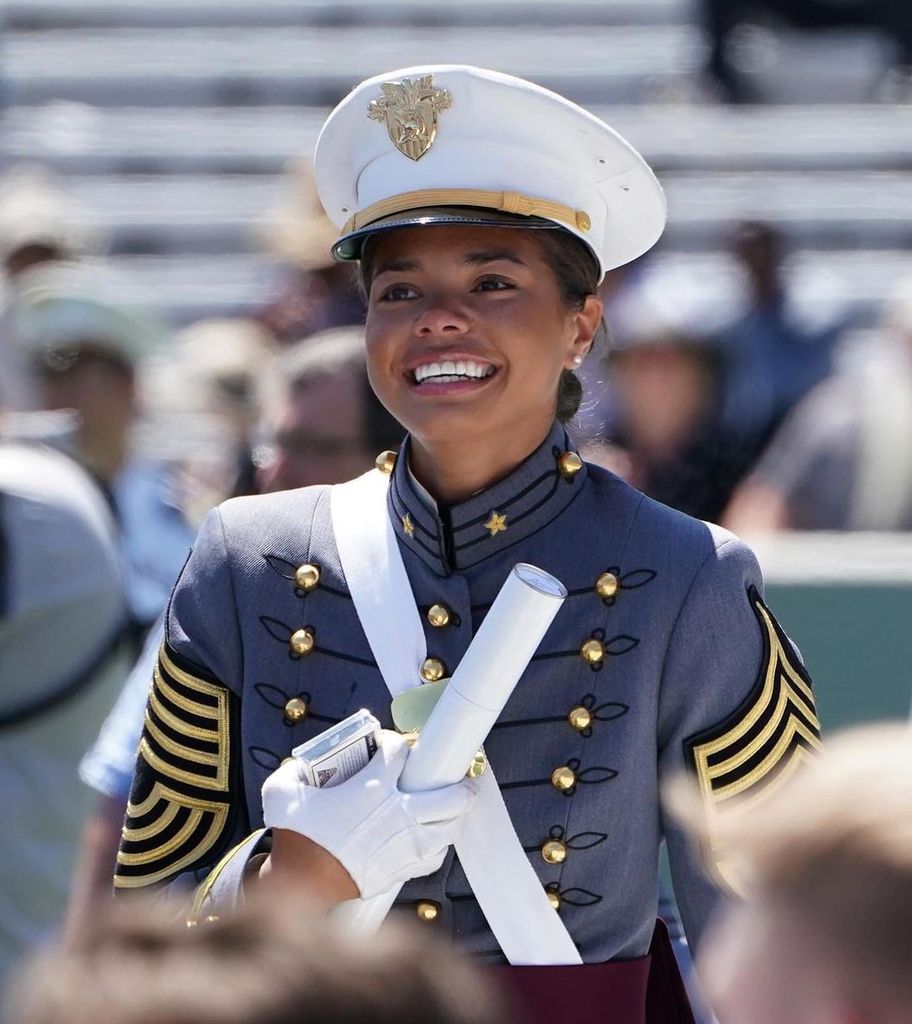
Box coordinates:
[401,514,415,538]
[484,511,508,536]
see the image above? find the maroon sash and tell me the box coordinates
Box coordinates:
[489,920,695,1024]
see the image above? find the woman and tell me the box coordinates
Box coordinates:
[115,67,820,1022]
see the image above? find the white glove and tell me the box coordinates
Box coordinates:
[261,729,477,899]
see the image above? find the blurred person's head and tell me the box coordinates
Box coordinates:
[0,165,96,282]
[610,337,721,461]
[253,325,402,492]
[12,283,161,483]
[730,220,786,302]
[172,317,278,445]
[689,724,912,1024]
[607,274,724,462]
[255,160,363,343]
[5,891,509,1024]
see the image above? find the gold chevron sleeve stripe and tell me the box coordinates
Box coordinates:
[143,710,221,770]
[120,800,181,842]
[155,656,222,721]
[149,673,221,742]
[714,716,822,802]
[692,597,821,808]
[118,808,211,866]
[138,735,225,791]
[114,648,236,890]
[115,811,228,888]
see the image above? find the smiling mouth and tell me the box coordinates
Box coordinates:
[410,359,497,386]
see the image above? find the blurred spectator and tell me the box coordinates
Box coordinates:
[8,892,510,1024]
[141,316,279,515]
[681,723,912,1024]
[701,0,912,102]
[67,325,402,935]
[0,442,132,986]
[725,274,912,532]
[0,165,98,412]
[9,273,194,630]
[718,221,841,447]
[589,270,760,524]
[254,160,363,344]
[252,324,402,492]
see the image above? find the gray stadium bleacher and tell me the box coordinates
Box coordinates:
[1,0,909,327]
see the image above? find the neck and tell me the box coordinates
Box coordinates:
[408,419,554,505]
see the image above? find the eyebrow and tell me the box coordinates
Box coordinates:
[463,250,527,267]
[374,249,528,277]
[373,258,420,276]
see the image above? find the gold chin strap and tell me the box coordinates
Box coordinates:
[342,188,591,234]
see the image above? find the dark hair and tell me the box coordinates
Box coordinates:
[358,224,602,424]
[532,230,602,423]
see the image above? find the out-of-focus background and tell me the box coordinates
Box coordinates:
[1,0,911,1000]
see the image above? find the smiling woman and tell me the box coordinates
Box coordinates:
[359,225,603,504]
[114,66,821,1024]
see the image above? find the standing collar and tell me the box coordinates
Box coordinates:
[387,422,587,576]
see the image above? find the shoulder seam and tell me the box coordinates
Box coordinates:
[214,505,245,687]
[657,536,739,698]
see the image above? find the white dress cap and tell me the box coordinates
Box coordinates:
[314,65,666,281]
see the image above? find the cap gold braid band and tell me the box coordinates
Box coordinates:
[342,188,592,234]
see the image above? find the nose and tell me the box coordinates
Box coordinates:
[413,295,470,337]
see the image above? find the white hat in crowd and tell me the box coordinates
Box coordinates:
[314,64,666,281]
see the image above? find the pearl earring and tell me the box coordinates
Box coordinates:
[571,354,583,367]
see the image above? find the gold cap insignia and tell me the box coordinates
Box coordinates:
[367,76,453,161]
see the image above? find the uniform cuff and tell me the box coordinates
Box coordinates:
[187,828,271,924]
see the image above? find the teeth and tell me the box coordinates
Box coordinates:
[414,360,494,384]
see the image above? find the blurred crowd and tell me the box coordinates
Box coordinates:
[1,148,912,992]
[2,6,912,1014]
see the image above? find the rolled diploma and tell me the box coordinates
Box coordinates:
[333,562,567,933]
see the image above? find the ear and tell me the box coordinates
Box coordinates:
[563,294,603,369]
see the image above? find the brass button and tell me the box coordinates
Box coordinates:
[375,450,397,474]
[558,451,583,478]
[283,697,309,724]
[427,603,451,628]
[420,657,446,683]
[547,889,561,911]
[415,901,439,922]
[580,639,605,665]
[541,839,567,865]
[294,563,320,591]
[595,572,619,599]
[575,210,592,232]
[551,765,576,792]
[466,751,487,779]
[568,705,592,732]
[290,628,315,656]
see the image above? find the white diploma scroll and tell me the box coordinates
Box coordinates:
[399,563,566,791]
[333,562,567,933]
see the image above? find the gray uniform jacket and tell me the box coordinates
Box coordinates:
[116,422,821,962]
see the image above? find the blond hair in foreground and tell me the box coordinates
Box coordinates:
[674,722,912,1021]
[4,890,508,1024]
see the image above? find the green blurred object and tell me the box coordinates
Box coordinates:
[767,583,912,729]
[754,532,912,730]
